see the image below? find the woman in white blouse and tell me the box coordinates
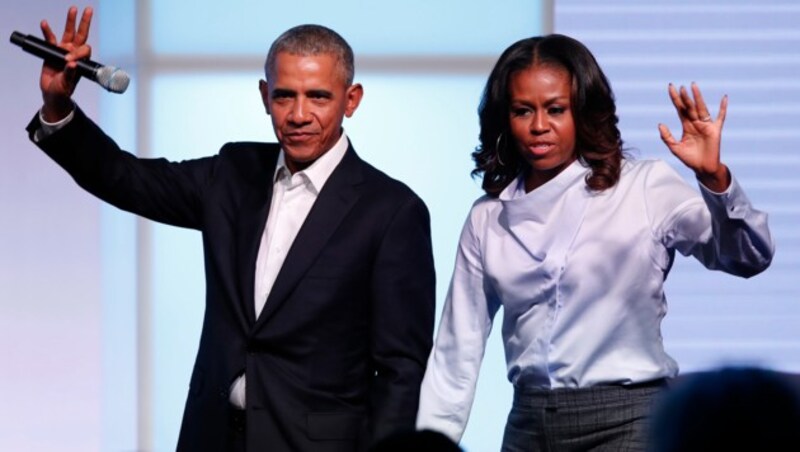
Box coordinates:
[416,34,774,451]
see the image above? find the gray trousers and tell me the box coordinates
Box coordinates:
[502,381,667,452]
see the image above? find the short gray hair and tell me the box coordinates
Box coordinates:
[265,24,355,85]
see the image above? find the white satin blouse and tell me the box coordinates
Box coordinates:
[417,158,774,442]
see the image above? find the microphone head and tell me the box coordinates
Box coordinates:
[95,65,130,94]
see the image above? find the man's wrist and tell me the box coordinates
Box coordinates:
[36,104,76,142]
[41,96,75,123]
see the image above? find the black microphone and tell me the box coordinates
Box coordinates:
[9,31,130,94]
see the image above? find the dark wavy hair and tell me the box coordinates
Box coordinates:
[472,34,624,196]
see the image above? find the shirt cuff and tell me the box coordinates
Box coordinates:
[698,175,750,220]
[34,105,76,142]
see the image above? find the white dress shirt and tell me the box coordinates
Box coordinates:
[228,132,350,409]
[416,158,774,442]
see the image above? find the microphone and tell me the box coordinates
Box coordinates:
[9,31,130,94]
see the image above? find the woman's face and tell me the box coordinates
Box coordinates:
[507,64,577,191]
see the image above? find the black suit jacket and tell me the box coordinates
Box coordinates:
[29,108,436,451]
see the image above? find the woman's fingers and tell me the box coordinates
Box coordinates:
[679,85,698,121]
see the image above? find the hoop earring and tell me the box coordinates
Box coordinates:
[495,133,506,167]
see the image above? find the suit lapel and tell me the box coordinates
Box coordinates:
[254,146,365,328]
[237,149,279,327]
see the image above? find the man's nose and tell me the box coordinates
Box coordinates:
[289,99,311,124]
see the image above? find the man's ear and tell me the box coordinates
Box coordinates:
[259,79,270,115]
[344,83,364,118]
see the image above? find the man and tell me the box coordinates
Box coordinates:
[28,7,435,451]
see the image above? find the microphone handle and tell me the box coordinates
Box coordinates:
[10,31,101,82]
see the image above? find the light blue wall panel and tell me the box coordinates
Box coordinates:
[151,0,541,56]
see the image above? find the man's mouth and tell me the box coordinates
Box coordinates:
[284,132,316,142]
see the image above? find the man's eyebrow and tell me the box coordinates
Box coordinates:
[270,88,296,97]
[306,89,333,98]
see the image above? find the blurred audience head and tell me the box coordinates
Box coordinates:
[370,429,462,452]
[648,366,800,452]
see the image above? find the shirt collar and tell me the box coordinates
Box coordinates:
[500,159,587,202]
[273,130,350,193]
[499,159,590,226]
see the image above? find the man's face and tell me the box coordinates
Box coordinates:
[260,52,363,173]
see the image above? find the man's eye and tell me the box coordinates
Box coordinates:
[312,92,334,101]
[271,91,293,100]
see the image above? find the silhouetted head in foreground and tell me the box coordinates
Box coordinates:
[648,366,800,452]
[371,429,462,452]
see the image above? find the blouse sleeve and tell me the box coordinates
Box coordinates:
[645,160,774,277]
[416,203,501,443]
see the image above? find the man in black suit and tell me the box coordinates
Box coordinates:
[28,7,435,451]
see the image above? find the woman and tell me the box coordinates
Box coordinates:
[416,34,774,451]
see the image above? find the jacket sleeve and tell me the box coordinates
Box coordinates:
[27,106,216,230]
[368,193,436,444]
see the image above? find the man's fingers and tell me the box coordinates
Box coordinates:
[63,64,78,82]
[66,44,92,66]
[62,6,78,44]
[75,7,94,45]
[40,20,57,44]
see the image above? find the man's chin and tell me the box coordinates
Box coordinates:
[281,145,325,168]
[283,146,315,158]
